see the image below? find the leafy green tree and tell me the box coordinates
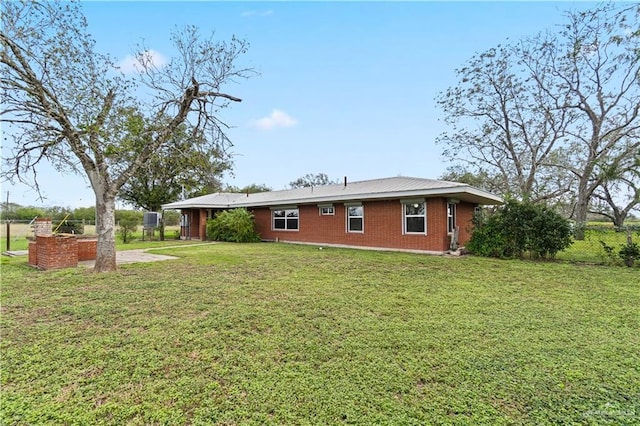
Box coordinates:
[0,205,45,221]
[117,113,231,239]
[118,115,231,212]
[117,210,141,244]
[71,207,96,222]
[1,1,251,271]
[163,210,181,227]
[224,183,272,194]
[206,208,260,243]
[289,173,340,189]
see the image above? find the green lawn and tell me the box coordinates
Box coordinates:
[1,243,639,425]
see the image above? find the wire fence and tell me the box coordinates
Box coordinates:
[2,220,638,267]
[1,220,93,251]
[1,219,94,236]
[0,219,179,251]
[556,225,639,267]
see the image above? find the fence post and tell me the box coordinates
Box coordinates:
[5,220,10,251]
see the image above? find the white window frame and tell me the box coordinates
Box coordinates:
[402,200,427,235]
[272,208,299,231]
[447,203,457,234]
[319,206,335,216]
[346,204,364,233]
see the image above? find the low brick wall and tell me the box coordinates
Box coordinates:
[28,241,37,267]
[27,234,98,270]
[35,235,78,270]
[78,239,97,261]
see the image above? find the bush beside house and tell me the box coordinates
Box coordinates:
[206,208,261,243]
[468,201,573,259]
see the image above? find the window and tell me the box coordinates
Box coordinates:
[272,209,299,230]
[320,206,334,215]
[404,202,426,234]
[347,205,363,232]
[447,203,457,234]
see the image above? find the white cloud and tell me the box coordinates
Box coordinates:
[117,49,168,74]
[252,109,297,130]
[241,10,274,17]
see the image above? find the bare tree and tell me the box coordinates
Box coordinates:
[520,4,640,237]
[590,149,640,227]
[439,167,507,196]
[437,4,640,238]
[1,1,252,271]
[436,44,575,203]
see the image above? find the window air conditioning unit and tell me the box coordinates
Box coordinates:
[143,212,161,228]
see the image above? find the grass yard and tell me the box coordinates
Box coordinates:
[1,243,639,425]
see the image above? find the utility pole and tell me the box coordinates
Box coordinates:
[5,191,10,251]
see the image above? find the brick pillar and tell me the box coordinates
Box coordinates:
[32,218,53,236]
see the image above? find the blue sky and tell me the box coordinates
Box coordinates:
[3,1,597,208]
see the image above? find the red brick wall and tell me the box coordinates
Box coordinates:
[251,198,477,252]
[77,239,97,261]
[28,236,97,269]
[35,235,78,270]
[199,209,208,241]
[180,210,205,239]
[456,202,476,246]
[28,241,37,266]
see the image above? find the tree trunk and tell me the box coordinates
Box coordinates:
[94,194,117,272]
[574,186,590,241]
[613,212,626,230]
[159,214,165,241]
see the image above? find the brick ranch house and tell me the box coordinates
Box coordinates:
[162,176,503,254]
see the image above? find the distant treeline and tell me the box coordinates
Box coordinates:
[0,204,180,226]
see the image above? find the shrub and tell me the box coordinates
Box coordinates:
[206,208,261,243]
[163,210,181,226]
[599,228,640,267]
[118,211,140,243]
[54,221,84,234]
[466,210,507,258]
[467,200,573,259]
[619,242,639,268]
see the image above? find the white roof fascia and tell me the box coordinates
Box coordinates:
[161,192,245,210]
[162,180,503,210]
[163,202,230,209]
[230,186,502,208]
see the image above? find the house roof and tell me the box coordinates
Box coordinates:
[162,176,504,210]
